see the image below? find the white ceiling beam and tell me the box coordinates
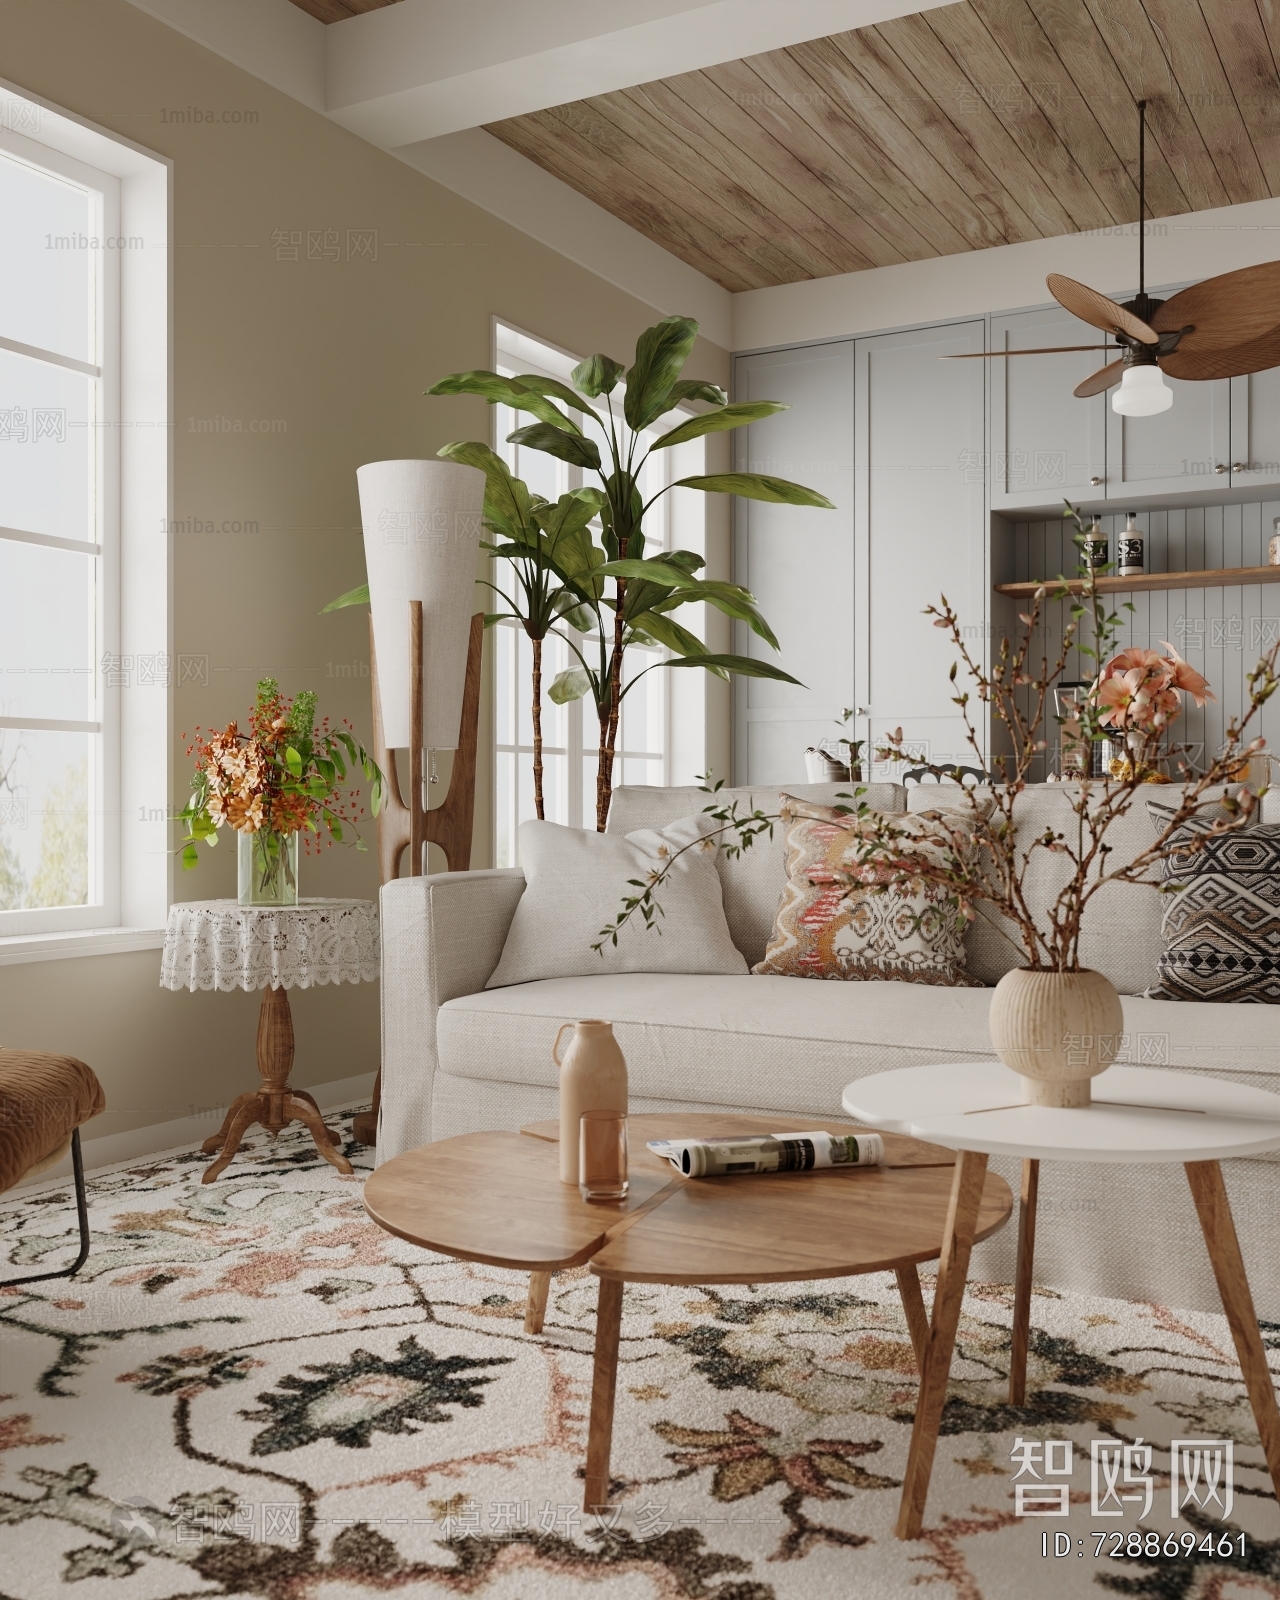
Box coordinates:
[125,0,327,113]
[326,0,952,147]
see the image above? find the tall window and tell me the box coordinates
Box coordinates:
[0,136,117,932]
[491,323,699,866]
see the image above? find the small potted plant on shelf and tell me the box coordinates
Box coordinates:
[600,501,1278,1107]
[179,679,384,906]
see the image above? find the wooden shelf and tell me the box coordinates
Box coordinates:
[994,565,1280,598]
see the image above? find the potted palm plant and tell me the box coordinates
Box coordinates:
[428,314,833,829]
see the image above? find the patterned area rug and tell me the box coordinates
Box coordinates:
[2,1107,1278,1600]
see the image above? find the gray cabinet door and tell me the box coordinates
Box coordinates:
[1105,373,1232,497]
[990,306,1108,511]
[854,320,987,775]
[1230,368,1280,493]
[731,341,854,786]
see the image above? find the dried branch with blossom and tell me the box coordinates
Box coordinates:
[596,504,1277,969]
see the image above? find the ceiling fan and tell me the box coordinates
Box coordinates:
[950,101,1280,417]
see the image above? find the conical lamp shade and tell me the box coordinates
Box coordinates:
[357,459,485,750]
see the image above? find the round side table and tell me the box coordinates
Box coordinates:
[843,1062,1280,1539]
[161,898,379,1183]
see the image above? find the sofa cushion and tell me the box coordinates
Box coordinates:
[0,1048,105,1193]
[608,782,906,967]
[486,815,746,988]
[439,973,1280,1121]
[1150,823,1280,1004]
[754,795,981,987]
[444,973,994,1116]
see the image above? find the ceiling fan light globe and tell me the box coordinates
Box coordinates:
[1111,364,1173,416]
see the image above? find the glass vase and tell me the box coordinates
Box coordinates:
[237,829,299,907]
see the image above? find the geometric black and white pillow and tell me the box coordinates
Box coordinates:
[1150,823,1280,1003]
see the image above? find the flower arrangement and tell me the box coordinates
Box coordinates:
[1095,643,1213,733]
[180,679,383,902]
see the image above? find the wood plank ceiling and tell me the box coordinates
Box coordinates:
[486,0,1280,292]
[286,0,400,23]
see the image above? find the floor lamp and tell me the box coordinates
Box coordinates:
[351,459,486,1148]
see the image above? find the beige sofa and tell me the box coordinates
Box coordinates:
[377,780,1280,1317]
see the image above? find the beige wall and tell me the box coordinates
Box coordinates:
[0,0,729,1143]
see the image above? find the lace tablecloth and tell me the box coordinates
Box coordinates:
[160,899,379,993]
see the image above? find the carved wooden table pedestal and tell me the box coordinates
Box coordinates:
[200,983,351,1183]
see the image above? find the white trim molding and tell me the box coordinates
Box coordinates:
[0,925,166,967]
[0,79,172,956]
[733,193,1280,353]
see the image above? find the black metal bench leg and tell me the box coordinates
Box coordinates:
[3,1128,92,1288]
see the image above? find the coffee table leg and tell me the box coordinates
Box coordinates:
[1185,1160,1280,1505]
[583,1276,624,1513]
[896,1149,989,1540]
[895,1266,929,1372]
[1009,1157,1039,1405]
[525,1271,552,1334]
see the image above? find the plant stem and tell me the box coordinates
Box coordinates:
[597,588,626,830]
[530,633,545,822]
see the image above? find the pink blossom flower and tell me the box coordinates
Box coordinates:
[1159,641,1215,706]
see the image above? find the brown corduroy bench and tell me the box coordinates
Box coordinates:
[0,1048,104,1286]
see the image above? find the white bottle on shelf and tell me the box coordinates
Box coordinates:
[1117,513,1144,577]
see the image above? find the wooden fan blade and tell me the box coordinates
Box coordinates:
[1152,261,1280,352]
[1047,273,1159,343]
[1160,326,1280,381]
[942,345,1114,358]
[1073,359,1126,397]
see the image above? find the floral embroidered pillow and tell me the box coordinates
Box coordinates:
[753,795,981,987]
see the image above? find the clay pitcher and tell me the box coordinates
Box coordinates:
[553,1019,628,1185]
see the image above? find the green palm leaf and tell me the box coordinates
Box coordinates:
[674,473,835,508]
[650,401,788,452]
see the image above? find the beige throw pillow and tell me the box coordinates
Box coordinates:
[753,794,980,987]
[486,814,747,988]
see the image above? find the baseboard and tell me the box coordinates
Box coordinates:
[14,1071,376,1188]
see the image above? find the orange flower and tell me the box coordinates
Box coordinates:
[224,793,264,833]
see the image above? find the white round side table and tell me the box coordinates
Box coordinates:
[843,1062,1280,1540]
[161,898,379,1183]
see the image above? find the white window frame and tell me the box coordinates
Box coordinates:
[490,319,709,863]
[0,81,170,964]
[0,136,119,935]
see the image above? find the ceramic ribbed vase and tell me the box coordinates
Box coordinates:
[988,967,1123,1107]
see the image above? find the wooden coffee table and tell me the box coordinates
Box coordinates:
[363,1113,1013,1511]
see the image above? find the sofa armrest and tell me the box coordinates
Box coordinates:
[376,868,525,1163]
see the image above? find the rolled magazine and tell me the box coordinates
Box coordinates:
[647,1130,885,1179]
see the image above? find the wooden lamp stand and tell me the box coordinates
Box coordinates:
[351,601,483,1147]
